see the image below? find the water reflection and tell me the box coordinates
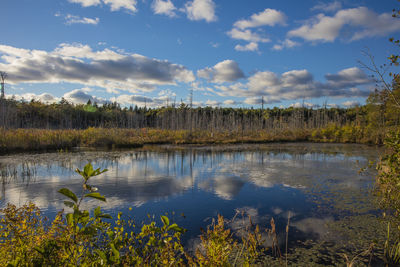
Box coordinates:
[0,143,382,243]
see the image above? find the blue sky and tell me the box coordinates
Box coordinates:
[1,0,399,108]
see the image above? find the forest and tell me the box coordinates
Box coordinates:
[0,81,398,152]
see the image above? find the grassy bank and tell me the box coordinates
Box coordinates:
[0,125,390,154]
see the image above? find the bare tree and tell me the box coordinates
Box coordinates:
[0,71,7,99]
[359,49,400,108]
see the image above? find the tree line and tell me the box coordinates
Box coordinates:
[0,97,379,131]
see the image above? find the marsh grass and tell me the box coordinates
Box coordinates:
[0,125,387,154]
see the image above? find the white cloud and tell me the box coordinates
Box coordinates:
[64,14,100,25]
[342,100,360,107]
[227,28,270,43]
[235,42,258,52]
[113,91,178,107]
[68,0,101,7]
[223,99,239,106]
[53,43,124,60]
[205,99,221,107]
[69,0,137,13]
[64,88,108,104]
[325,67,371,88]
[211,67,372,104]
[184,0,217,22]
[151,0,176,17]
[8,93,60,103]
[103,0,137,12]
[272,39,299,51]
[197,60,245,83]
[233,8,287,29]
[228,8,286,52]
[290,102,317,108]
[158,89,176,98]
[0,43,195,93]
[328,103,339,108]
[311,1,342,13]
[288,7,400,42]
[8,88,110,105]
[112,94,158,107]
[244,97,263,105]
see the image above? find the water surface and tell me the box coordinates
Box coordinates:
[0,143,384,259]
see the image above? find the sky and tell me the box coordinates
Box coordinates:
[1,0,399,109]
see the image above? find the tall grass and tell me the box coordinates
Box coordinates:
[0,124,386,154]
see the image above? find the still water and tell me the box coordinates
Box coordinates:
[0,143,383,252]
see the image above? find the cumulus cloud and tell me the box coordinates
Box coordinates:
[64,88,108,104]
[272,39,300,51]
[68,0,137,13]
[204,99,221,107]
[112,90,177,107]
[8,88,109,105]
[244,97,263,105]
[197,60,245,83]
[227,8,287,52]
[235,42,258,52]
[233,8,287,29]
[212,67,372,104]
[223,99,239,106]
[325,67,371,88]
[151,0,176,17]
[288,7,400,42]
[8,93,60,103]
[184,0,217,22]
[311,1,342,13]
[64,14,100,25]
[290,102,317,108]
[227,28,270,43]
[103,0,137,12]
[342,100,360,107]
[19,89,175,107]
[0,43,195,93]
[112,94,157,106]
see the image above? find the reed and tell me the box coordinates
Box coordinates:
[0,125,387,154]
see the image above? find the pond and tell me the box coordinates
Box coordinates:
[0,143,386,264]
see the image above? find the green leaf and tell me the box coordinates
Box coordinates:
[66,213,74,226]
[58,188,78,203]
[94,206,101,218]
[85,192,106,202]
[76,163,108,181]
[99,213,113,219]
[110,243,120,259]
[168,223,185,233]
[161,215,170,226]
[84,163,94,179]
[63,201,75,208]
